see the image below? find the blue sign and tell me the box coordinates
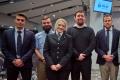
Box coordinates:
[94,0,112,13]
[104,0,112,2]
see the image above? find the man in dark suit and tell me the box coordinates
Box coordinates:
[95,14,119,80]
[2,14,35,80]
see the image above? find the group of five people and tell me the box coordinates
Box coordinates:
[1,10,120,80]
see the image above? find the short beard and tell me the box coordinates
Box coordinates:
[43,27,52,34]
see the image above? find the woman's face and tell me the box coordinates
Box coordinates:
[56,20,66,33]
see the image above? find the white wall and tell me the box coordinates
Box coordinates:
[112,12,120,30]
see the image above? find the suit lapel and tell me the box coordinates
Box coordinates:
[60,32,66,41]
[52,32,66,44]
[102,29,106,44]
[101,29,108,48]
[111,28,115,50]
[11,29,16,51]
[22,29,27,48]
[52,33,59,41]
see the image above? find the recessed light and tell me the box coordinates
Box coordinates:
[52,14,56,18]
[9,0,14,4]
[31,2,36,5]
[50,4,54,7]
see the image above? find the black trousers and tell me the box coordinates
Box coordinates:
[46,68,70,80]
[71,60,91,80]
[7,66,32,80]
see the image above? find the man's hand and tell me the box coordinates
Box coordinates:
[41,58,46,64]
[12,59,17,65]
[78,53,86,61]
[56,64,62,70]
[50,65,57,71]
[103,54,113,62]
[12,59,24,67]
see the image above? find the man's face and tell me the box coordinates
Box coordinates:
[74,12,86,26]
[42,18,52,29]
[103,16,112,29]
[15,15,26,29]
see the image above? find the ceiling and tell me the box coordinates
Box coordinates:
[0,0,120,24]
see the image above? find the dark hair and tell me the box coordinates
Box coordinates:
[42,16,50,20]
[16,13,28,20]
[103,14,112,20]
[74,10,85,17]
[103,14,112,18]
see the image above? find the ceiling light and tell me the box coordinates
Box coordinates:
[9,0,14,4]
[58,10,62,13]
[52,14,56,18]
[50,4,54,7]
[31,2,36,5]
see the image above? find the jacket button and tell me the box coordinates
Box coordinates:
[57,52,59,54]
[57,56,59,59]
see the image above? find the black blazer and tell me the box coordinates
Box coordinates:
[2,28,35,68]
[95,28,120,66]
[43,32,72,70]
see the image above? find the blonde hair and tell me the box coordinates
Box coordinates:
[54,18,68,31]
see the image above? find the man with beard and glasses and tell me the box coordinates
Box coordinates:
[35,16,54,80]
[67,10,95,80]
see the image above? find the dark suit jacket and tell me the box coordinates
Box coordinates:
[43,32,72,70]
[95,27,120,66]
[2,28,35,68]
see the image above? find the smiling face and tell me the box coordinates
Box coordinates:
[42,18,52,29]
[41,16,52,33]
[55,18,67,33]
[56,20,66,33]
[74,11,86,26]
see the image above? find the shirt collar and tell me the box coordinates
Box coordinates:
[73,23,87,28]
[56,31,63,36]
[15,27,24,33]
[104,26,113,31]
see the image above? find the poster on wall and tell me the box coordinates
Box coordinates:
[93,0,112,13]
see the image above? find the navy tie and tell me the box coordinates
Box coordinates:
[17,31,22,58]
[106,30,109,51]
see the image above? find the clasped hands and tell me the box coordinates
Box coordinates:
[103,54,113,62]
[12,59,24,67]
[50,64,62,71]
